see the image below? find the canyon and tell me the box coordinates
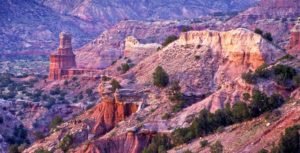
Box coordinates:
[25,26,294,152]
[1,0,300,153]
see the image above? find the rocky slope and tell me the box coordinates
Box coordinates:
[24,28,290,153]
[0,0,258,53]
[75,17,228,69]
[23,80,143,153]
[131,28,284,95]
[224,0,300,48]
[169,101,300,153]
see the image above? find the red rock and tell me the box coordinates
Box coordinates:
[88,95,138,137]
[78,133,151,153]
[289,17,300,51]
[48,32,77,80]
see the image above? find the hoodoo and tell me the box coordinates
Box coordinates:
[290,17,300,50]
[48,32,77,80]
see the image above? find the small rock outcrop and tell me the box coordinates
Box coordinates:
[289,17,300,54]
[124,36,161,62]
[48,32,77,80]
[78,132,151,153]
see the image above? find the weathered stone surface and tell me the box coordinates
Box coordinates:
[48,32,77,80]
[132,28,284,95]
[224,0,300,48]
[77,132,151,153]
[124,36,161,63]
[289,17,300,55]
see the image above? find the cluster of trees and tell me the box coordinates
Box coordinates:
[110,79,121,92]
[49,116,63,129]
[117,59,134,74]
[7,125,29,153]
[59,134,73,152]
[167,81,187,112]
[268,124,300,153]
[242,64,299,89]
[254,28,273,42]
[142,135,172,153]
[34,148,52,153]
[171,90,284,146]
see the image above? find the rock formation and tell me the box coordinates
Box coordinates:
[48,32,77,80]
[224,0,300,48]
[289,17,300,52]
[77,132,152,153]
[132,28,285,95]
[75,18,226,69]
[23,80,142,153]
[124,36,161,62]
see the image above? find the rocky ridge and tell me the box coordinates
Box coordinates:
[0,0,258,52]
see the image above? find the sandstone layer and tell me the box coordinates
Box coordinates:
[23,81,140,153]
[49,32,76,80]
[131,28,284,95]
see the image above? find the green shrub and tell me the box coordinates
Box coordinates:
[34,148,52,153]
[167,81,183,102]
[232,102,250,122]
[255,64,270,78]
[0,116,3,124]
[263,32,273,42]
[162,113,172,120]
[277,125,300,153]
[273,64,296,86]
[162,35,178,47]
[59,134,73,152]
[243,93,250,101]
[142,135,172,153]
[33,131,45,140]
[180,26,192,32]
[254,28,263,35]
[49,116,63,129]
[258,148,269,153]
[71,77,78,81]
[50,87,60,95]
[8,144,20,153]
[194,55,201,60]
[242,72,256,84]
[102,75,111,81]
[293,75,300,87]
[200,140,209,147]
[85,88,93,97]
[63,80,68,86]
[110,79,121,92]
[210,141,223,153]
[153,66,169,88]
[119,63,131,73]
[183,150,193,153]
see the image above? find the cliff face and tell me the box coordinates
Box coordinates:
[132,28,284,95]
[75,17,229,69]
[87,95,138,137]
[23,82,140,153]
[124,36,161,63]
